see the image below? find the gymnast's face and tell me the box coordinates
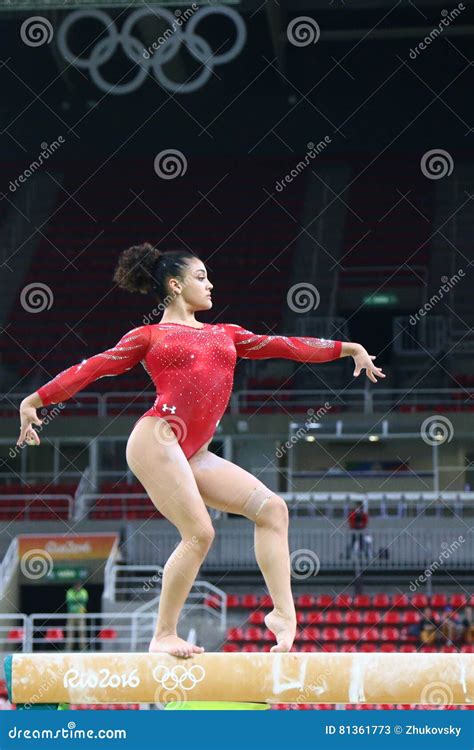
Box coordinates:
[178,258,213,311]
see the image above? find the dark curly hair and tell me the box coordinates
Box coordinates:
[113,242,200,305]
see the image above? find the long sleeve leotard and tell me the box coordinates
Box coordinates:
[37,322,342,459]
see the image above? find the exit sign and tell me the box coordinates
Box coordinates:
[363,293,398,307]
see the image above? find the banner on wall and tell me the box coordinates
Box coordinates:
[18,533,118,561]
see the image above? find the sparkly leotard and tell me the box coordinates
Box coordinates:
[36,322,342,459]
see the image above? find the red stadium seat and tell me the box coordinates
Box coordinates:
[363,611,381,626]
[322,643,337,652]
[245,627,263,642]
[98,628,117,640]
[334,594,352,608]
[296,594,314,608]
[45,628,64,641]
[360,643,376,652]
[430,594,447,608]
[301,627,320,642]
[248,611,265,625]
[341,643,356,652]
[400,645,417,652]
[242,644,258,652]
[411,594,429,608]
[226,595,240,608]
[259,595,273,608]
[223,644,238,652]
[380,643,396,652]
[391,594,409,608]
[450,593,467,609]
[296,611,306,625]
[306,612,323,625]
[345,611,362,625]
[241,594,259,609]
[300,644,318,652]
[343,627,361,642]
[353,594,371,608]
[322,627,340,642]
[402,611,420,625]
[7,628,24,641]
[361,627,380,641]
[227,627,245,641]
[326,611,343,625]
[381,627,399,642]
[373,593,390,608]
[383,611,400,625]
[314,594,332,608]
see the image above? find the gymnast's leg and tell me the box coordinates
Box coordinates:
[189,447,296,652]
[126,417,215,658]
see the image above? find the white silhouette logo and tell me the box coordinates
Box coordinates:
[57,7,246,95]
[162,403,177,414]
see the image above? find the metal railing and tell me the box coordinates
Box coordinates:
[2,386,474,418]
[0,539,18,597]
[106,565,227,628]
[0,495,73,521]
[128,528,471,572]
[29,612,156,652]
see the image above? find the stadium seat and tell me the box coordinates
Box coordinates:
[249,611,265,625]
[314,594,332,608]
[45,628,64,641]
[306,611,324,625]
[98,628,117,640]
[226,594,240,608]
[353,594,371,608]
[380,643,396,652]
[326,611,343,625]
[322,627,340,642]
[381,627,399,642]
[343,627,361,642]
[300,627,320,642]
[402,611,420,624]
[430,593,447,608]
[296,594,314,608]
[383,611,400,625]
[241,594,259,609]
[392,594,409,608]
[345,611,362,625]
[411,594,429,608]
[334,594,352,608]
[373,593,390,608]
[362,611,381,626]
[7,628,24,642]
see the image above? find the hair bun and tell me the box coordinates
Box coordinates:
[113,242,160,295]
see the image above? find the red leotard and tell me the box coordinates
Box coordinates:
[36,322,342,459]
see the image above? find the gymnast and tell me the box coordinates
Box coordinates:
[17,244,385,658]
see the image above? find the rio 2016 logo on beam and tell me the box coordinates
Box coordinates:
[57,7,247,95]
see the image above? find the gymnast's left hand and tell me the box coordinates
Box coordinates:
[351,344,386,383]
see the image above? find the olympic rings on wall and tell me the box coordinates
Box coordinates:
[57,7,247,95]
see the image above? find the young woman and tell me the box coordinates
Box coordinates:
[17,243,385,658]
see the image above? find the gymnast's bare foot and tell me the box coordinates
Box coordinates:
[264,609,297,652]
[149,633,204,658]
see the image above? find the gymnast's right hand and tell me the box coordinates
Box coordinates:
[17,396,43,447]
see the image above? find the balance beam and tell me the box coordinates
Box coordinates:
[5,652,474,706]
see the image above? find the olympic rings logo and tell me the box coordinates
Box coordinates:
[152,664,205,691]
[57,7,246,95]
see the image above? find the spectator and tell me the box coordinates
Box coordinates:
[347,501,369,559]
[66,579,89,651]
[439,606,462,646]
[461,606,473,645]
[419,606,439,645]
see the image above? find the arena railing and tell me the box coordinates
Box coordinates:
[127,527,471,572]
[2,386,473,418]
